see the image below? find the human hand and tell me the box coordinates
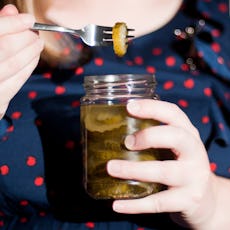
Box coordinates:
[107,99,218,229]
[0,4,44,119]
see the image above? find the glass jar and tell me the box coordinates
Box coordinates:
[80,74,164,200]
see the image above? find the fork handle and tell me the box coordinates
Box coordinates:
[32,22,79,35]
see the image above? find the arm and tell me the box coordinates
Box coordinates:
[107,99,230,230]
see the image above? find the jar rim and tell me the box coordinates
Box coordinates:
[84,74,156,84]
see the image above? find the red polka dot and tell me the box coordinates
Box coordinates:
[0,211,5,217]
[198,51,204,58]
[203,87,212,97]
[178,99,188,108]
[55,86,66,95]
[202,12,210,19]
[54,33,62,40]
[210,162,217,172]
[218,123,224,130]
[65,140,75,150]
[94,58,104,66]
[152,48,162,56]
[20,217,28,223]
[146,66,156,74]
[20,200,29,206]
[211,42,221,53]
[184,78,195,89]
[85,222,95,228]
[34,177,44,186]
[11,111,22,119]
[62,47,71,56]
[202,116,210,124]
[39,211,46,217]
[126,60,133,66]
[76,43,83,51]
[163,81,174,90]
[217,100,223,107]
[218,3,228,13]
[7,125,14,132]
[0,220,4,227]
[43,72,52,79]
[1,136,8,142]
[165,56,176,67]
[28,91,37,99]
[217,56,224,65]
[224,92,230,100]
[211,68,217,74]
[0,165,9,175]
[134,56,144,65]
[26,156,37,167]
[35,119,43,126]
[180,63,190,71]
[211,29,221,37]
[71,100,80,108]
[75,67,84,75]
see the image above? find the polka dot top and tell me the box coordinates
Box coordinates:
[0,0,229,229]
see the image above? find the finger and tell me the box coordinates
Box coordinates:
[107,159,185,186]
[0,54,41,115]
[0,30,40,62]
[0,13,35,36]
[112,188,188,214]
[0,4,19,16]
[0,37,44,83]
[127,100,199,137]
[124,125,208,160]
[5,51,41,88]
[0,101,9,119]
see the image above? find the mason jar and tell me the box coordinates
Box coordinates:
[80,74,165,200]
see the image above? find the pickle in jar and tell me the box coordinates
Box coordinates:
[81,104,163,199]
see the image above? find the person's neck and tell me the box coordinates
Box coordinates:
[46,0,183,37]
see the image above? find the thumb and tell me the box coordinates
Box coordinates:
[0,4,19,16]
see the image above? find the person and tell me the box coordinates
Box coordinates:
[0,0,229,229]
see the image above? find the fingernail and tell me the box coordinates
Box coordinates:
[19,14,35,27]
[127,100,140,113]
[124,134,135,149]
[2,4,15,10]
[113,202,125,212]
[107,161,121,175]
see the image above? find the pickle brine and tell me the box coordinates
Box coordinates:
[81,104,163,199]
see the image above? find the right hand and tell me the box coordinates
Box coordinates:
[0,4,44,119]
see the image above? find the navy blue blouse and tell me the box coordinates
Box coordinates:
[0,0,229,229]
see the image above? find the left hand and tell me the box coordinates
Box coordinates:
[107,99,217,229]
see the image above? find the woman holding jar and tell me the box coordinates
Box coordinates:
[0,0,230,229]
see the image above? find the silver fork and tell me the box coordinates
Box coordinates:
[32,23,134,47]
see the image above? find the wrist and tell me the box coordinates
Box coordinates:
[194,174,230,230]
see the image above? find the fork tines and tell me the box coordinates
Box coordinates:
[102,27,135,44]
[127,28,135,39]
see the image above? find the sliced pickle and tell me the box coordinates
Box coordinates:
[84,108,127,132]
[81,104,165,199]
[112,22,128,57]
[87,180,162,199]
[140,119,160,130]
[87,149,124,161]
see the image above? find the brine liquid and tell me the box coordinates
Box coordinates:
[81,104,163,199]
